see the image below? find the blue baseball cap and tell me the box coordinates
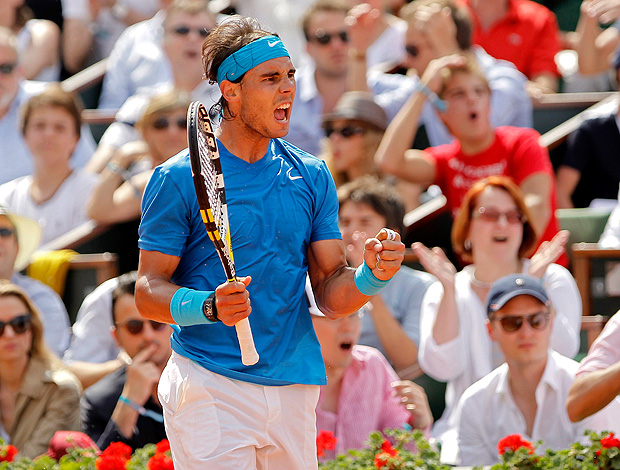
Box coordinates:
[486,274,550,316]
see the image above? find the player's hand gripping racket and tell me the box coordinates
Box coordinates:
[187,101,259,366]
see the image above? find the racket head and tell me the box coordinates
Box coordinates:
[187,101,236,281]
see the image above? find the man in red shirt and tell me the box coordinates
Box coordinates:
[375,55,566,264]
[459,0,562,95]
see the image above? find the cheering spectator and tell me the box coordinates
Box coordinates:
[0,85,97,245]
[338,176,434,373]
[412,176,580,459]
[87,89,191,224]
[0,27,95,185]
[0,283,81,459]
[375,55,563,258]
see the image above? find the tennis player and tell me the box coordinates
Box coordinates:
[135,15,405,469]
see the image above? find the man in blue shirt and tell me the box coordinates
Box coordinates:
[135,16,405,469]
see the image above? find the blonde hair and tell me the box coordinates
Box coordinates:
[135,88,192,134]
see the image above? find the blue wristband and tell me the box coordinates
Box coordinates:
[170,287,216,326]
[354,262,390,296]
[415,81,447,112]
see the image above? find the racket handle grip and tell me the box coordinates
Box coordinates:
[235,317,259,366]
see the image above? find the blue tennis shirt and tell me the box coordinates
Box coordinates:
[139,138,341,386]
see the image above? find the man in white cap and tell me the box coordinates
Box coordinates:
[0,205,70,355]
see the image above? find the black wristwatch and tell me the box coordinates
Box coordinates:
[202,292,219,322]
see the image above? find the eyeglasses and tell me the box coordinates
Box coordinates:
[0,227,15,238]
[0,63,16,75]
[473,207,525,224]
[171,26,210,38]
[405,45,419,58]
[152,117,187,131]
[116,319,168,335]
[490,311,550,333]
[324,125,366,138]
[311,29,348,45]
[0,314,31,336]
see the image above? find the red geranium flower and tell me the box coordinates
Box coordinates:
[155,439,171,454]
[601,433,620,449]
[0,444,17,462]
[497,434,535,456]
[316,430,337,458]
[102,442,132,459]
[148,452,174,470]
[380,440,398,456]
[95,454,128,470]
[374,440,399,469]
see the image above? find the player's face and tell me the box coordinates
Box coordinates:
[339,200,387,267]
[439,72,492,143]
[466,186,524,262]
[143,107,188,165]
[0,43,20,112]
[0,216,18,278]
[23,106,79,166]
[487,295,552,368]
[403,23,435,76]
[112,294,172,368]
[305,11,349,78]
[312,312,362,370]
[236,56,296,139]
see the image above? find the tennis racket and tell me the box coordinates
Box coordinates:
[187,101,259,366]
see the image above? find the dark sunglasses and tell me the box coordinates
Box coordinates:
[491,311,550,333]
[473,207,525,224]
[311,29,348,45]
[152,117,187,131]
[117,319,168,335]
[172,26,210,38]
[324,125,366,138]
[0,227,15,238]
[405,45,419,58]
[0,63,16,75]
[0,314,31,336]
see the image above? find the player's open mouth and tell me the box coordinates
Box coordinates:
[275,103,291,122]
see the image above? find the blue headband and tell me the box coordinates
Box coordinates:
[216,35,290,84]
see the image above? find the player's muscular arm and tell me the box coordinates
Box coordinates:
[136,250,182,323]
[308,231,404,319]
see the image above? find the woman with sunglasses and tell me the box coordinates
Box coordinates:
[321,91,423,211]
[87,89,192,224]
[0,283,81,459]
[411,175,581,455]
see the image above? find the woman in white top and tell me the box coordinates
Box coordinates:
[0,1,60,81]
[0,85,96,245]
[413,175,581,443]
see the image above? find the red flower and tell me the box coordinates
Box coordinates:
[155,440,171,454]
[497,434,535,456]
[601,433,620,449]
[374,440,399,469]
[102,442,132,459]
[148,452,174,470]
[316,430,337,458]
[0,444,17,462]
[95,454,128,470]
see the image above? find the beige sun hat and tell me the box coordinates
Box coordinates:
[0,205,42,271]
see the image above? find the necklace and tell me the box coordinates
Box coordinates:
[469,267,493,289]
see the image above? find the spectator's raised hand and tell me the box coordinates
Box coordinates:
[412,242,456,288]
[345,2,382,54]
[122,343,161,406]
[582,0,620,23]
[414,4,459,59]
[391,380,434,430]
[419,53,467,94]
[527,230,570,279]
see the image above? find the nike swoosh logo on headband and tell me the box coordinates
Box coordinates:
[268,40,278,47]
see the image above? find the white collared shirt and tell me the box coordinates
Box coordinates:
[454,350,619,466]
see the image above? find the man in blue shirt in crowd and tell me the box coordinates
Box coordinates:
[135,16,405,469]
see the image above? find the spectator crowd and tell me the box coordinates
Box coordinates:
[1,0,620,466]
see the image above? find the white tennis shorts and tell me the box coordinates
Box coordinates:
[158,351,321,470]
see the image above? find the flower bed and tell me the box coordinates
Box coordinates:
[1,430,619,469]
